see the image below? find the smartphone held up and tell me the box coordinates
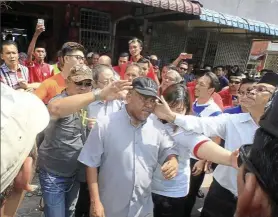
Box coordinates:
[37,19,45,31]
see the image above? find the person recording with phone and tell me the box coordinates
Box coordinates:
[26,19,54,84]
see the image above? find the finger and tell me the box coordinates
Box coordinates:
[162,167,175,177]
[164,171,176,179]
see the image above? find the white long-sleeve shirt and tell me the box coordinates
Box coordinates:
[174,113,259,196]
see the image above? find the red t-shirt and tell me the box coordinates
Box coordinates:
[218,88,232,109]
[26,61,53,83]
[187,82,224,111]
[119,56,156,81]
[113,66,121,75]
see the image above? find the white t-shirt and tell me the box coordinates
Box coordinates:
[193,99,222,117]
[152,123,210,198]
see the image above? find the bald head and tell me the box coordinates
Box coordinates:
[98,55,111,66]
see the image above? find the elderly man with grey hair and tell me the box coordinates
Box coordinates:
[0,84,50,216]
[159,69,183,95]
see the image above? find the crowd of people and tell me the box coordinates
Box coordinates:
[1,22,278,217]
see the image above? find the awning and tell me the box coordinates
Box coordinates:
[123,0,202,15]
[200,8,278,36]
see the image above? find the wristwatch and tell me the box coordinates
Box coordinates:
[94,89,102,101]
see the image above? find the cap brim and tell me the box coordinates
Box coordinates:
[134,88,160,99]
[71,75,93,82]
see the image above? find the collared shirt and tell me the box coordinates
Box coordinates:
[174,113,259,196]
[26,61,53,83]
[87,98,123,119]
[152,124,209,198]
[78,107,178,217]
[0,63,29,89]
[224,105,243,114]
[193,99,222,117]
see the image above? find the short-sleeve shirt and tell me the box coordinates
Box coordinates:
[0,63,29,89]
[152,125,210,198]
[193,99,222,117]
[78,108,178,217]
[34,73,66,104]
[38,91,88,177]
[26,61,53,83]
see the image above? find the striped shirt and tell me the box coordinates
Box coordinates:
[0,63,29,90]
[193,99,222,117]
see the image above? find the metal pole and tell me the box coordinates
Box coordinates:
[201,31,210,67]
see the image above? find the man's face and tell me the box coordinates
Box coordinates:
[238,83,255,107]
[161,71,176,91]
[242,83,275,109]
[195,75,213,98]
[229,77,242,93]
[67,78,93,95]
[124,66,140,82]
[216,67,224,77]
[33,48,46,61]
[126,90,156,121]
[1,44,19,66]
[64,50,85,69]
[161,66,168,80]
[138,63,149,76]
[178,63,188,75]
[129,42,142,57]
[96,69,114,89]
[92,54,99,65]
[118,56,128,67]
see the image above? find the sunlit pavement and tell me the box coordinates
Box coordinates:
[16,174,213,217]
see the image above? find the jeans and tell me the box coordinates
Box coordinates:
[39,169,80,217]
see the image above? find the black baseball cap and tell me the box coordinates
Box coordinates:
[259,88,278,138]
[258,72,278,87]
[132,77,159,98]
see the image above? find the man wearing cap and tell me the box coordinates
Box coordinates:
[38,64,132,217]
[0,84,49,216]
[153,72,278,217]
[78,77,179,217]
[236,88,278,217]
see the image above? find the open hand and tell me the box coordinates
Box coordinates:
[192,160,206,176]
[154,96,175,122]
[100,80,132,101]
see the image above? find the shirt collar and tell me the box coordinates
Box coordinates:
[1,63,22,72]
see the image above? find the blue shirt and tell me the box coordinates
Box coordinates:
[224,105,243,114]
[219,76,229,90]
[78,107,178,217]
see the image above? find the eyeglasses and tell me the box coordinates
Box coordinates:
[66,55,85,61]
[250,86,274,94]
[98,78,114,86]
[74,81,92,87]
[179,67,188,71]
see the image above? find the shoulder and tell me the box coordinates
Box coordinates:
[49,91,67,102]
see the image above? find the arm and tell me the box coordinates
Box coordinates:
[27,24,44,62]
[78,121,105,217]
[196,140,236,168]
[172,54,182,66]
[48,80,132,119]
[174,114,227,139]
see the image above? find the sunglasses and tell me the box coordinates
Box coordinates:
[74,81,92,87]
